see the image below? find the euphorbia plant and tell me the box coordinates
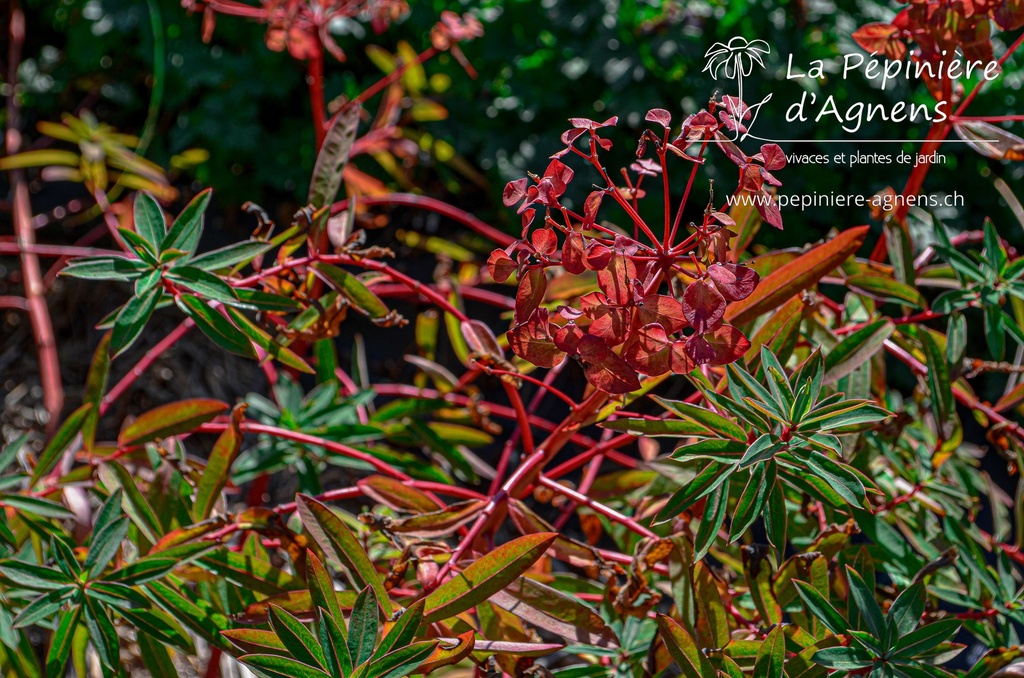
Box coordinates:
[7,0,1024,677]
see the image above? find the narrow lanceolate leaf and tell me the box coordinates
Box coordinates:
[146,581,234,651]
[118,399,228,447]
[134,192,167,251]
[269,605,328,669]
[189,241,273,271]
[823,320,893,385]
[794,580,847,636]
[306,551,344,624]
[224,306,314,373]
[193,403,247,520]
[45,602,82,677]
[110,285,162,357]
[309,104,360,209]
[846,274,924,308]
[166,266,239,304]
[347,587,379,667]
[311,262,389,319]
[491,578,618,648]
[656,614,716,678]
[726,226,869,325]
[176,295,257,357]
[694,480,729,561]
[0,560,72,590]
[161,188,211,254]
[84,516,130,579]
[891,619,961,658]
[365,641,438,678]
[240,654,332,678]
[752,625,785,678]
[920,329,955,435]
[81,333,111,452]
[423,533,557,624]
[30,402,91,485]
[198,550,301,595]
[60,256,149,281]
[296,495,393,615]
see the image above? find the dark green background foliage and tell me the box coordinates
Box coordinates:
[16,0,1023,243]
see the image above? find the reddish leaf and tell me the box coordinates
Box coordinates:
[597,255,637,306]
[707,263,759,302]
[193,403,247,521]
[755,189,783,229]
[553,322,584,354]
[726,226,869,325]
[532,228,558,256]
[584,241,612,270]
[669,340,695,374]
[515,268,547,324]
[623,324,672,376]
[645,108,672,129]
[585,303,632,346]
[638,294,686,333]
[583,191,603,226]
[760,144,786,171]
[562,232,586,274]
[119,399,229,448]
[487,249,516,283]
[682,279,726,334]
[702,325,751,365]
[852,22,907,60]
[508,314,566,368]
[503,178,528,206]
[461,320,504,361]
[577,335,641,394]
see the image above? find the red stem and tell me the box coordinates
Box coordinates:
[6,4,63,430]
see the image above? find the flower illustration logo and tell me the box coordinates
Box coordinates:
[704,37,772,141]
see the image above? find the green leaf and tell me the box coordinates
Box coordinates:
[45,602,81,677]
[309,104,360,209]
[423,532,557,624]
[320,607,353,678]
[161,188,211,255]
[118,227,160,263]
[824,320,894,385]
[199,550,301,595]
[166,266,239,303]
[116,607,195,653]
[106,557,179,585]
[84,516,129,579]
[224,306,314,373]
[794,580,847,636]
[98,462,162,544]
[795,451,865,506]
[30,402,92,485]
[601,417,711,437]
[146,581,234,651]
[694,479,729,561]
[651,396,747,441]
[118,399,228,447]
[311,262,390,320]
[60,256,150,281]
[0,494,75,519]
[13,587,77,627]
[134,192,166,251]
[846,274,924,308]
[347,587,379,667]
[920,329,955,438]
[984,303,1005,360]
[176,295,257,357]
[891,619,961,659]
[374,600,425,661]
[270,605,328,669]
[83,596,120,670]
[730,463,771,541]
[656,614,716,678]
[811,646,872,670]
[296,495,394,616]
[752,625,785,678]
[240,654,332,678]
[189,241,273,270]
[654,462,733,524]
[0,560,73,590]
[739,432,783,469]
[365,641,437,678]
[306,551,344,624]
[193,404,245,520]
[846,567,886,642]
[110,284,162,357]
[887,583,925,639]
